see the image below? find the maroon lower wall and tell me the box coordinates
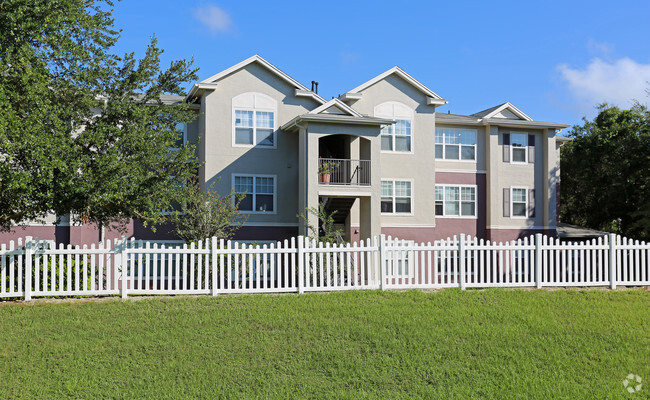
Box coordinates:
[234,226,299,242]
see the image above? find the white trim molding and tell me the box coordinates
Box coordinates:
[232,92,277,149]
[231,173,278,215]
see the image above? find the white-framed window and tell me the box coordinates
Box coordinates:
[374,102,414,153]
[435,128,476,161]
[511,187,528,218]
[510,132,527,163]
[435,185,477,218]
[233,174,276,214]
[381,180,412,214]
[232,92,277,148]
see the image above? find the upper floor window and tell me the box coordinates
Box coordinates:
[233,174,276,213]
[381,180,412,214]
[232,92,277,148]
[510,133,527,163]
[435,128,476,161]
[374,102,414,153]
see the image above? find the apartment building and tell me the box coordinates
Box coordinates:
[186,55,569,243]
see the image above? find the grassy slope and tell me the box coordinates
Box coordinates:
[0,289,648,399]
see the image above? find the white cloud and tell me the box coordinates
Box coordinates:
[558,57,650,108]
[193,5,232,34]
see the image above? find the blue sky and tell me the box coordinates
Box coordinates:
[112,0,650,129]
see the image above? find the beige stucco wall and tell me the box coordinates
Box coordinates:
[199,62,320,226]
[488,127,551,229]
[345,74,437,228]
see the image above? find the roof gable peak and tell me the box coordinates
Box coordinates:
[189,55,326,104]
[472,101,532,121]
[308,98,362,117]
[342,66,447,106]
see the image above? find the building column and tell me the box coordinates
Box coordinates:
[543,128,558,229]
[485,125,499,240]
[358,135,381,240]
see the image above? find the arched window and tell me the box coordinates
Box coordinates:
[374,101,414,153]
[232,92,277,148]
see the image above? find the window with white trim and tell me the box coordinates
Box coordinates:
[435,185,476,217]
[510,133,527,163]
[232,92,276,148]
[381,180,412,214]
[435,128,476,161]
[511,187,527,217]
[374,102,414,153]
[233,175,276,213]
[380,119,412,152]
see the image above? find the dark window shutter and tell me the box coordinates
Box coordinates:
[503,133,510,163]
[528,134,535,164]
[528,189,535,218]
[503,188,510,217]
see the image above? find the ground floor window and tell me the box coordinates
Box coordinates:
[233,175,276,213]
[511,187,527,217]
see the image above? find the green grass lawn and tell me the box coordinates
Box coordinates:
[0,289,648,399]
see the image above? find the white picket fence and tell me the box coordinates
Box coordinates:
[0,233,648,300]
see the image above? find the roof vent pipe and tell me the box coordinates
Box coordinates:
[311,81,319,94]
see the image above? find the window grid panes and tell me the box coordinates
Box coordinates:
[234,109,275,147]
[234,175,275,213]
[381,180,412,214]
[512,188,527,217]
[511,133,527,163]
[435,128,476,161]
[435,185,476,217]
[381,119,412,152]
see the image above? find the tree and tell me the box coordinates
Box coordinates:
[0,0,199,232]
[167,180,248,243]
[297,204,344,244]
[560,103,650,240]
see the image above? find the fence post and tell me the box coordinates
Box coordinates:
[24,236,33,301]
[379,234,387,290]
[535,233,543,289]
[297,236,305,294]
[211,237,218,296]
[459,234,466,290]
[121,236,128,299]
[609,233,617,289]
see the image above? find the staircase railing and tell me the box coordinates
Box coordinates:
[318,158,370,186]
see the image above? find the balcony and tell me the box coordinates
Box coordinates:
[318,158,371,186]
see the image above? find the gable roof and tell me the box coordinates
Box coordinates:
[471,102,532,121]
[187,55,326,104]
[342,66,447,106]
[308,98,362,117]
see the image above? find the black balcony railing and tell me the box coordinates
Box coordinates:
[318,158,371,186]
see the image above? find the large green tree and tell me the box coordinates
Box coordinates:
[0,0,199,232]
[560,103,650,240]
